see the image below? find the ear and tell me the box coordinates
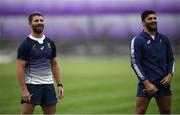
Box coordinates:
[141,21,145,27]
[28,22,32,26]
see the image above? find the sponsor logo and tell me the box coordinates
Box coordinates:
[40,46,44,50]
[147,40,151,44]
[32,44,36,49]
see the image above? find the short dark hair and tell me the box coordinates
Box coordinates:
[141,10,156,21]
[28,12,44,23]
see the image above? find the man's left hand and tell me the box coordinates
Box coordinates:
[160,73,172,86]
[57,86,64,100]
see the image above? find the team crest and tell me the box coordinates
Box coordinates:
[47,42,51,48]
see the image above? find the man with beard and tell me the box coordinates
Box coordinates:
[130,10,174,114]
[16,12,64,114]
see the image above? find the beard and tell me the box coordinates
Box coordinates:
[145,22,158,32]
[32,24,44,34]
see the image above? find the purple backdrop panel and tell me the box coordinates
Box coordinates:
[0,0,180,15]
[93,15,130,39]
[44,16,89,39]
[2,17,29,39]
[157,15,179,37]
[0,15,179,40]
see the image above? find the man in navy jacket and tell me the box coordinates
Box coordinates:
[130,10,174,114]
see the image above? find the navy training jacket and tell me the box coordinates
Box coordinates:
[130,31,174,84]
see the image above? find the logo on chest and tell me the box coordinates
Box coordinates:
[40,46,44,50]
[147,40,151,44]
[32,44,36,49]
[47,42,51,48]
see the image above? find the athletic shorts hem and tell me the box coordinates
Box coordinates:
[40,100,58,106]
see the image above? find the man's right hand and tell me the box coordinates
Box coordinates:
[22,89,32,102]
[143,80,158,94]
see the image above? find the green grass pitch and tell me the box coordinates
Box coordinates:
[0,58,179,114]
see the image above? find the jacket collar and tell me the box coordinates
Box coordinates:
[140,30,160,41]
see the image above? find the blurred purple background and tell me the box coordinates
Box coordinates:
[0,0,180,40]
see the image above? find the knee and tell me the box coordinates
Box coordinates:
[160,108,171,114]
[21,111,33,114]
[135,107,147,114]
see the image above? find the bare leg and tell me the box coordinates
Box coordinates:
[21,103,35,114]
[155,96,171,114]
[42,104,56,114]
[135,97,151,114]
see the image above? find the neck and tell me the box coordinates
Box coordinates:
[31,32,43,38]
[144,28,155,36]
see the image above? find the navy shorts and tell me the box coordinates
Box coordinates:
[21,84,57,106]
[137,83,172,98]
